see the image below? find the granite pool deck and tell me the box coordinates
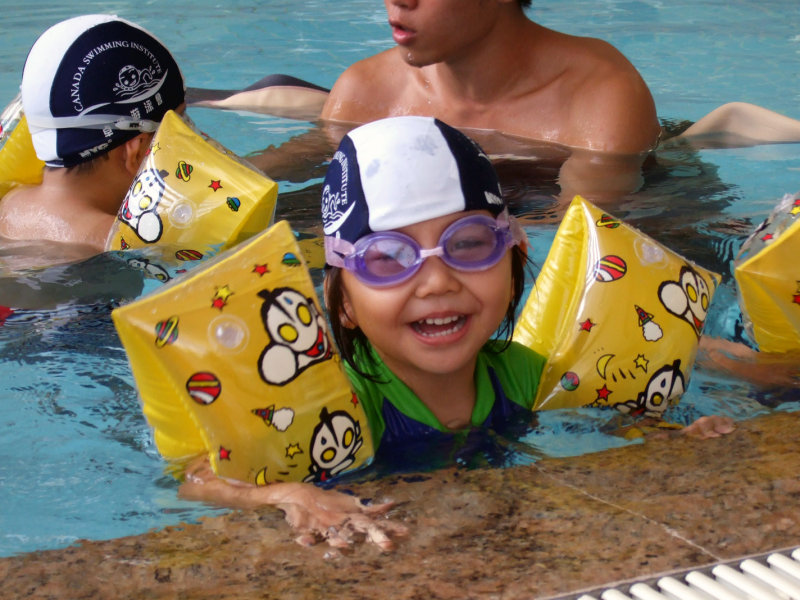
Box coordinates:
[2,410,799,599]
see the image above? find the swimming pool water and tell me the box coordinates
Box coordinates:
[1,0,799,557]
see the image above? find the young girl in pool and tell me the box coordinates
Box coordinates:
[182,116,544,549]
[181,116,734,550]
[321,116,546,452]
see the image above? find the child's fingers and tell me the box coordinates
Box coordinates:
[314,492,398,518]
[682,415,735,439]
[329,512,408,551]
[294,532,317,547]
[366,525,394,551]
[323,526,352,548]
[358,499,397,515]
[275,485,407,550]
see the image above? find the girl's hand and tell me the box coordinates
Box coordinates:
[266,482,407,551]
[179,456,407,551]
[681,415,735,439]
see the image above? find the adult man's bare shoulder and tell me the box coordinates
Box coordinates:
[320,49,410,124]
[321,1,660,156]
[543,31,661,153]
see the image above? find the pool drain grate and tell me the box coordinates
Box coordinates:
[548,546,800,600]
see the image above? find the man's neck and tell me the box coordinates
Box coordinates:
[422,18,546,106]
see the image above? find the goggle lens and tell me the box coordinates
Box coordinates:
[443,220,502,267]
[360,238,419,278]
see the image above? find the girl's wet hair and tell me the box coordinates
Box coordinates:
[325,244,531,378]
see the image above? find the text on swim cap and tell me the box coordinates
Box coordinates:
[70,40,164,114]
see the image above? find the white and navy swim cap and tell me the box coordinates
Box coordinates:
[321,116,505,246]
[21,15,185,167]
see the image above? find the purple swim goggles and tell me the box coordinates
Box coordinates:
[325,211,525,287]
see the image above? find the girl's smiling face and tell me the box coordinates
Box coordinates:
[339,210,514,390]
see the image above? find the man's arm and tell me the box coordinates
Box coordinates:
[245,126,337,183]
[556,149,647,206]
[678,102,800,148]
[245,55,404,183]
[247,52,403,183]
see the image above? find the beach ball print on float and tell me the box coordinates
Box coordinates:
[514,196,720,420]
[594,254,627,282]
[112,221,375,485]
[560,371,580,392]
[186,372,222,405]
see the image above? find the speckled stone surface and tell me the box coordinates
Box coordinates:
[2,411,799,599]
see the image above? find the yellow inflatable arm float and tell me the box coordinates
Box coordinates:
[106,110,278,258]
[734,191,800,352]
[0,94,45,199]
[113,220,374,484]
[106,110,324,277]
[515,196,721,419]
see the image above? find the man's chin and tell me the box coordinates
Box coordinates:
[398,48,436,69]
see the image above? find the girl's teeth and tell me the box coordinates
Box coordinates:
[413,315,465,337]
[419,316,459,326]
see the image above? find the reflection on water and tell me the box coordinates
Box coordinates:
[623,141,743,275]
[0,243,146,309]
[495,157,564,223]
[0,295,225,557]
[478,124,750,282]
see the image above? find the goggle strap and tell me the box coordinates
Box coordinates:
[324,235,354,268]
[27,114,160,133]
[507,214,526,246]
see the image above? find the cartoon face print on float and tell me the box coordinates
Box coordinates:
[119,167,169,243]
[659,265,714,337]
[615,359,686,418]
[257,287,333,386]
[304,407,364,483]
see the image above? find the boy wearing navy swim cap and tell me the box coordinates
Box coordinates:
[0,15,185,253]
